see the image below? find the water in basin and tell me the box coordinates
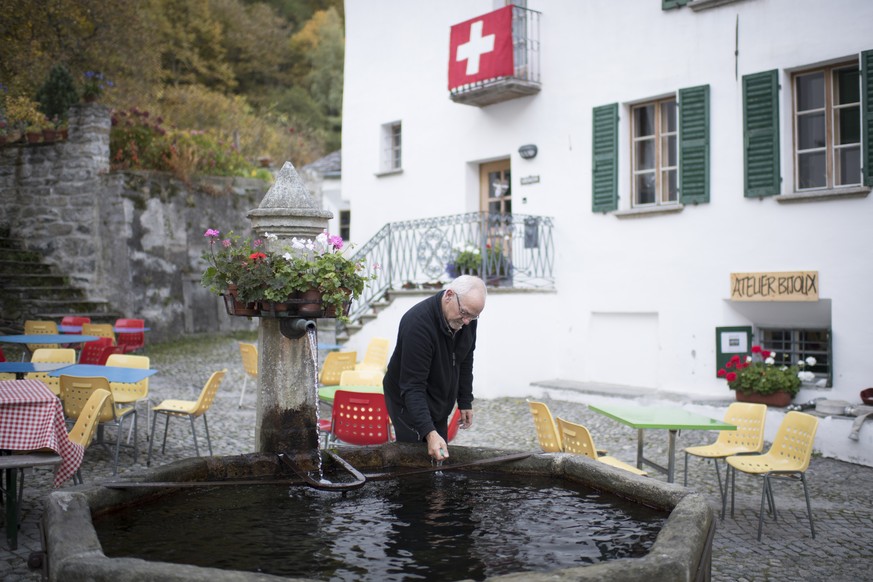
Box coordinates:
[94,470,667,581]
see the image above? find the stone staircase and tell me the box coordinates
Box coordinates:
[0,228,120,333]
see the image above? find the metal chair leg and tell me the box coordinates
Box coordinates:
[202,414,212,456]
[188,415,200,457]
[147,411,159,466]
[161,415,170,453]
[801,473,816,538]
[757,476,769,541]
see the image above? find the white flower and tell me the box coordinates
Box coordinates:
[291,238,306,250]
[746,356,753,363]
[282,252,292,261]
[765,357,775,365]
[805,356,817,367]
[798,371,816,383]
[264,232,278,241]
[815,379,828,388]
[770,352,778,359]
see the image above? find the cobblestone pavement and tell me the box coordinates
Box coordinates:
[2,334,872,581]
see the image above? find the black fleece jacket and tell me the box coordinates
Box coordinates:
[383,291,476,440]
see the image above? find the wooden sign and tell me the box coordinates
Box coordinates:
[730,271,819,301]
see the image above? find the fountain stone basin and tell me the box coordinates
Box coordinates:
[44,444,714,581]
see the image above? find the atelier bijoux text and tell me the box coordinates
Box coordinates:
[730,271,819,302]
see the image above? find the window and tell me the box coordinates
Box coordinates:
[759,328,832,387]
[380,121,402,172]
[631,98,678,206]
[339,210,351,242]
[793,62,861,191]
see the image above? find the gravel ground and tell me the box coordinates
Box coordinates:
[2,333,872,581]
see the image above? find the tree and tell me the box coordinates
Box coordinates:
[35,65,79,123]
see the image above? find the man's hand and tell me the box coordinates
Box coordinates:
[459,409,473,430]
[426,431,449,461]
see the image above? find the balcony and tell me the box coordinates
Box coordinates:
[347,211,555,323]
[449,5,541,107]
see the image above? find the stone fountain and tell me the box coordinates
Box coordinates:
[41,163,715,581]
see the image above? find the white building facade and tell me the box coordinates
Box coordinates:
[341,0,873,464]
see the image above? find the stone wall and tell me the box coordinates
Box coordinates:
[0,104,273,341]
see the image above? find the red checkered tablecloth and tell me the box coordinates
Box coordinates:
[0,379,84,487]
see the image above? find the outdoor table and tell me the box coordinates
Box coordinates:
[58,325,151,334]
[317,385,383,405]
[47,364,157,393]
[0,334,100,346]
[0,379,85,548]
[588,403,736,483]
[0,362,73,380]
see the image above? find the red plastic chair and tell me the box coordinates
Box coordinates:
[78,337,122,365]
[115,318,146,353]
[329,390,393,446]
[447,407,462,443]
[0,346,5,362]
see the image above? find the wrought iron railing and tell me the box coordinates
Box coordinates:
[347,212,554,323]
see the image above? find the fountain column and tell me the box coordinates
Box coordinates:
[247,162,332,465]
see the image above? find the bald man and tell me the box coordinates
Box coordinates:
[383,275,487,461]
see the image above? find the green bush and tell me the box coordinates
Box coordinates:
[35,64,79,124]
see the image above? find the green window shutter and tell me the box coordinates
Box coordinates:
[662,0,690,9]
[743,70,781,197]
[592,103,619,213]
[678,84,710,204]
[862,49,873,187]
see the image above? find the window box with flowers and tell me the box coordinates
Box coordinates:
[201,229,376,322]
[717,345,816,407]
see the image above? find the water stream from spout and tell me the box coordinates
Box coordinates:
[307,327,325,480]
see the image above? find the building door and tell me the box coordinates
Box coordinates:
[478,160,512,282]
[480,160,511,215]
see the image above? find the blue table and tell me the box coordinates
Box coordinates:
[0,362,73,380]
[58,326,151,334]
[0,335,100,345]
[47,364,157,384]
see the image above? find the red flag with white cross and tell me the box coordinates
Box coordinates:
[448,6,514,90]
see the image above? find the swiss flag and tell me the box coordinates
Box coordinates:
[448,6,514,90]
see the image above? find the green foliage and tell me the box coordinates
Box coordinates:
[201,229,377,322]
[718,347,802,396]
[1,0,342,167]
[35,64,79,122]
[4,95,48,132]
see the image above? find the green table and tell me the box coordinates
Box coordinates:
[588,403,736,483]
[317,385,383,405]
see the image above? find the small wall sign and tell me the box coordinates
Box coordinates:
[520,175,540,185]
[730,271,819,302]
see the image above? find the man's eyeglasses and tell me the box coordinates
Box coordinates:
[454,293,479,321]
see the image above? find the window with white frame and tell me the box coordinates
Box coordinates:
[759,327,832,387]
[380,121,402,173]
[631,98,678,206]
[793,62,861,191]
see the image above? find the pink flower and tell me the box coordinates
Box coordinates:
[222,239,231,248]
[751,345,762,354]
[204,229,220,238]
[726,372,737,382]
[717,369,727,378]
[249,252,267,261]
[253,239,263,247]
[328,234,344,250]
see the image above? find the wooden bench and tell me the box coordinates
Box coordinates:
[1,453,62,550]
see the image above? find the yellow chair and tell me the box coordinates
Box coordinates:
[238,343,258,408]
[82,323,116,345]
[556,417,648,476]
[24,320,59,352]
[66,388,112,484]
[24,348,76,395]
[59,375,137,475]
[147,369,226,464]
[339,368,384,387]
[527,400,563,453]
[105,353,150,443]
[355,337,390,372]
[319,351,357,386]
[684,402,767,502]
[725,411,819,541]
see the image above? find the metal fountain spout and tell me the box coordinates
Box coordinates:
[279,318,317,340]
